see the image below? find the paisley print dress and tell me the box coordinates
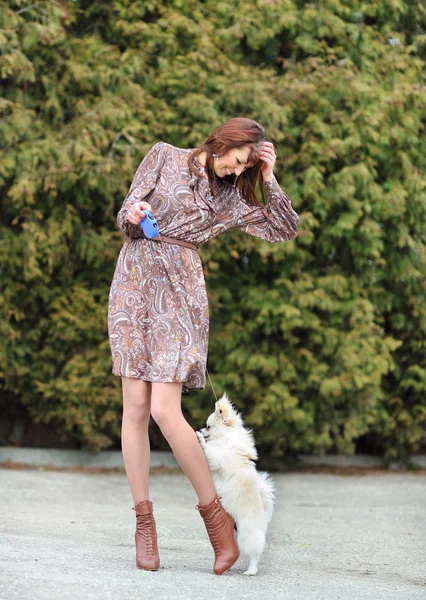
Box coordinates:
[108,142,299,392]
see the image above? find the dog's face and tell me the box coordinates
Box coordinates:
[199,393,243,442]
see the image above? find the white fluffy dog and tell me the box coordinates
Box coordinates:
[196,393,275,576]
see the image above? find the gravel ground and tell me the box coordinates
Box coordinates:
[0,468,425,600]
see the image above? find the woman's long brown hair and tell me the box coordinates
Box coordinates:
[188,117,267,206]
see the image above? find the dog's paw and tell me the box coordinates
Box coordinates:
[196,431,206,447]
[243,560,259,576]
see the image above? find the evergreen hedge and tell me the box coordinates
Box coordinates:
[1,1,425,461]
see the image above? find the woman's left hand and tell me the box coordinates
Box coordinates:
[259,141,276,182]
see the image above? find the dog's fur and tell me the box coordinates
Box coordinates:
[197,393,275,575]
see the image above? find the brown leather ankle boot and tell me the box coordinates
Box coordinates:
[196,494,239,575]
[133,500,160,571]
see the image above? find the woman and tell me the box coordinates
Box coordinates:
[108,117,299,574]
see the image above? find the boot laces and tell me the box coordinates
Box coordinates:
[136,513,156,556]
[203,508,227,556]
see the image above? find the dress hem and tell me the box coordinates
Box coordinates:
[111,369,205,393]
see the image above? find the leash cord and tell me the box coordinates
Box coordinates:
[206,368,218,402]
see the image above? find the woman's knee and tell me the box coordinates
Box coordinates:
[122,378,151,426]
[150,404,181,434]
[150,382,183,435]
[123,400,151,426]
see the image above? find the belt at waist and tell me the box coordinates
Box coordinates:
[148,235,198,251]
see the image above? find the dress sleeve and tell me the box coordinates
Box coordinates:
[231,175,299,242]
[117,141,166,238]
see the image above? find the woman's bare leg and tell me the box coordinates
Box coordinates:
[121,376,152,504]
[150,382,216,505]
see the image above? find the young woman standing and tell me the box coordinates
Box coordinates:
[108,118,299,574]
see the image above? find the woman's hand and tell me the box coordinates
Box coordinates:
[127,201,153,225]
[259,141,276,182]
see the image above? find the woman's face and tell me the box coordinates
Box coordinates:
[213,145,257,178]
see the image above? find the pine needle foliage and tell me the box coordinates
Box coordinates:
[1,0,425,460]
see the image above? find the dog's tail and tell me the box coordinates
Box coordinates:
[258,471,275,523]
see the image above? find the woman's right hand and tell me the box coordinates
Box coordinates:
[127,201,153,225]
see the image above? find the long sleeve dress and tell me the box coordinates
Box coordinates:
[108,142,299,392]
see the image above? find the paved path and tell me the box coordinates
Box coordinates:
[0,469,425,600]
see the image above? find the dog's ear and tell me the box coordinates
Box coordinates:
[215,401,226,420]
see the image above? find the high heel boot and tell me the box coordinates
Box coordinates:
[196,494,239,575]
[133,500,160,571]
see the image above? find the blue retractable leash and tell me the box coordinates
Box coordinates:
[140,210,160,238]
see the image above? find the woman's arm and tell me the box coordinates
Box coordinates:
[231,175,299,242]
[117,141,166,238]
[230,142,299,242]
